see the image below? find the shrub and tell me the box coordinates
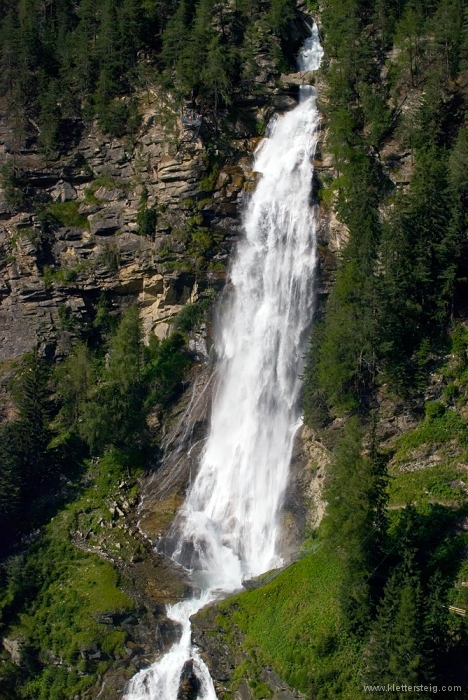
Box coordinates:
[1,163,27,209]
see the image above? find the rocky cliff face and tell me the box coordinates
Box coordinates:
[0,9,321,365]
[0,95,257,366]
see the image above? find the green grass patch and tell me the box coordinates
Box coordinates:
[215,549,363,699]
[0,450,140,699]
[48,201,89,229]
[84,174,130,204]
[386,400,468,506]
[388,461,468,507]
[393,406,468,458]
[42,260,91,287]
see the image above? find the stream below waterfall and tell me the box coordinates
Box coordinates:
[124,22,323,700]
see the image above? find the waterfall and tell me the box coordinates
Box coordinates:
[124,23,323,700]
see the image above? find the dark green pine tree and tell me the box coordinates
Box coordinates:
[388,580,426,687]
[200,33,234,112]
[365,571,401,691]
[430,0,466,81]
[69,0,100,96]
[54,341,93,438]
[37,78,62,158]
[161,0,193,78]
[95,0,121,104]
[79,306,144,452]
[118,0,143,75]
[393,3,426,88]
[267,0,295,37]
[365,567,432,698]
[422,570,450,682]
[0,423,22,553]
[323,417,387,630]
[11,350,53,492]
[0,349,55,553]
[177,0,218,98]
[377,148,455,392]
[0,8,22,96]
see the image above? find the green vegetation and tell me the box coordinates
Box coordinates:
[322,418,387,630]
[136,185,157,237]
[214,549,362,699]
[295,1,468,696]
[47,201,89,229]
[213,448,468,698]
[0,306,192,555]
[0,0,304,145]
[1,0,468,697]
[388,462,467,507]
[42,261,91,287]
[54,306,191,454]
[0,302,194,696]
[0,163,28,210]
[0,450,137,699]
[0,351,55,554]
[304,0,468,419]
[173,289,216,333]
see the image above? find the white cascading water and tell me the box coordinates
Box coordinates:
[124,22,323,700]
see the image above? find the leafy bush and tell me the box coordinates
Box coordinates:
[1,163,28,209]
[173,290,215,333]
[96,98,142,138]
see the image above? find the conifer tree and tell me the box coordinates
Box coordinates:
[54,342,93,435]
[71,0,99,95]
[118,0,144,73]
[79,307,144,452]
[323,417,387,629]
[161,0,192,76]
[366,563,436,697]
[95,0,121,105]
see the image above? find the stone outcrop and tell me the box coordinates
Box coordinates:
[0,9,322,368]
[177,660,201,700]
[0,94,260,364]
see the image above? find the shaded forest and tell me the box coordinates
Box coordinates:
[301,0,468,696]
[0,0,301,150]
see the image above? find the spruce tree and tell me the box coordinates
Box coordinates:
[79,307,144,452]
[323,417,387,630]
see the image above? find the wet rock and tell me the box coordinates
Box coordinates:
[272,95,298,110]
[177,659,201,700]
